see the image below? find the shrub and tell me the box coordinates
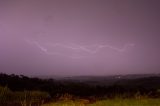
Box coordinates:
[0,85,50,106]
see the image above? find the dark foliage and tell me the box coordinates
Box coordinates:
[0,73,160,99]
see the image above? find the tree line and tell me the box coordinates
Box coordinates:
[0,73,160,105]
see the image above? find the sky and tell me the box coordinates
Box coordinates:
[0,0,160,76]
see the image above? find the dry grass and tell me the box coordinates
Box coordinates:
[42,98,160,106]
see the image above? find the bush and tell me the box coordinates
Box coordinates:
[0,85,50,106]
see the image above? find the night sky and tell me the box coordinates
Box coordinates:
[0,0,160,76]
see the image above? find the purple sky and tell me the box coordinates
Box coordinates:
[0,0,160,76]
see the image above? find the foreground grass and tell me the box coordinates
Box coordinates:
[42,98,160,106]
[89,98,160,106]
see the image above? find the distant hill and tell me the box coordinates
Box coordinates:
[0,73,160,98]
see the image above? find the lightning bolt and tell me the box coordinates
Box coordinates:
[25,39,135,59]
[46,42,135,54]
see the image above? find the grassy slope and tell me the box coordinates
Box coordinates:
[42,98,160,106]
